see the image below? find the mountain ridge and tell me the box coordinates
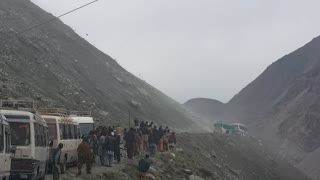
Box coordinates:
[224,36,320,179]
[0,0,199,131]
[184,98,225,123]
[183,36,320,179]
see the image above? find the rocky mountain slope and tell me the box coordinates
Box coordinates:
[183,37,320,179]
[0,0,198,130]
[184,98,225,124]
[223,36,320,179]
[50,133,310,180]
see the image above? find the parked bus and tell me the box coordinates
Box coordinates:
[230,123,248,136]
[213,121,248,136]
[0,99,48,180]
[0,114,11,180]
[213,121,233,134]
[39,108,81,174]
[70,111,95,137]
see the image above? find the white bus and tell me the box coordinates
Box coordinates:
[0,114,11,180]
[39,108,81,174]
[230,123,248,136]
[70,111,95,137]
[0,99,48,180]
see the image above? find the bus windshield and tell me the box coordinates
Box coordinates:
[9,122,31,146]
[47,123,57,140]
[79,123,94,136]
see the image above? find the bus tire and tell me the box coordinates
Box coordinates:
[38,175,45,180]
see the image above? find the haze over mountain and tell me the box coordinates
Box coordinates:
[185,36,320,179]
[225,36,320,180]
[0,0,198,131]
[0,0,314,179]
[184,98,224,124]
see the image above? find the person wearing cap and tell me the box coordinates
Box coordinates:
[114,129,121,163]
[77,137,92,175]
[105,131,116,167]
[52,143,63,180]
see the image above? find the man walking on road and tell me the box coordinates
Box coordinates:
[149,126,159,157]
[114,130,121,163]
[77,137,92,175]
[105,132,116,167]
[52,143,63,180]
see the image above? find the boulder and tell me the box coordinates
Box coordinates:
[210,150,217,158]
[189,175,205,180]
[176,148,184,152]
[146,173,156,180]
[183,169,193,175]
[149,167,157,174]
[170,153,176,159]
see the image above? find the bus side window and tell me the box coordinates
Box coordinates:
[78,126,81,139]
[68,124,72,139]
[45,128,48,146]
[38,124,41,146]
[38,124,42,147]
[40,126,44,147]
[59,124,63,140]
[73,125,76,139]
[69,125,73,139]
[63,124,68,140]
[35,124,39,147]
[5,130,10,153]
[72,125,75,139]
[0,125,3,152]
[38,125,42,146]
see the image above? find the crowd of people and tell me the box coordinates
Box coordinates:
[52,118,177,180]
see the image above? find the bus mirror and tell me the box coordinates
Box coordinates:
[10,146,16,158]
[48,140,53,147]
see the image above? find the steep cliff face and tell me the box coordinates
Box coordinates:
[184,98,225,122]
[224,37,320,179]
[0,0,197,130]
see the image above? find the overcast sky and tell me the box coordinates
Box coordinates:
[32,0,320,103]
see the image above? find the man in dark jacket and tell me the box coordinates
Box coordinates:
[125,128,136,159]
[137,154,152,180]
[52,143,63,180]
[140,121,146,128]
[89,131,98,163]
[114,130,121,163]
[77,137,91,175]
[134,117,139,129]
[148,126,159,156]
[105,132,116,167]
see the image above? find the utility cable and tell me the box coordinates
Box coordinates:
[0,0,99,42]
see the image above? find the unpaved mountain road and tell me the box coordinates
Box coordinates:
[43,133,310,180]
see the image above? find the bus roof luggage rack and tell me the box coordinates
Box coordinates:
[69,111,91,117]
[0,99,36,112]
[38,108,69,117]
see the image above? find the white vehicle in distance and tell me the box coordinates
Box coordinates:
[38,108,81,174]
[230,123,248,136]
[0,113,12,180]
[69,111,95,137]
[0,99,48,180]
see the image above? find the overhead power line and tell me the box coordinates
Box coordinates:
[1,0,99,41]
